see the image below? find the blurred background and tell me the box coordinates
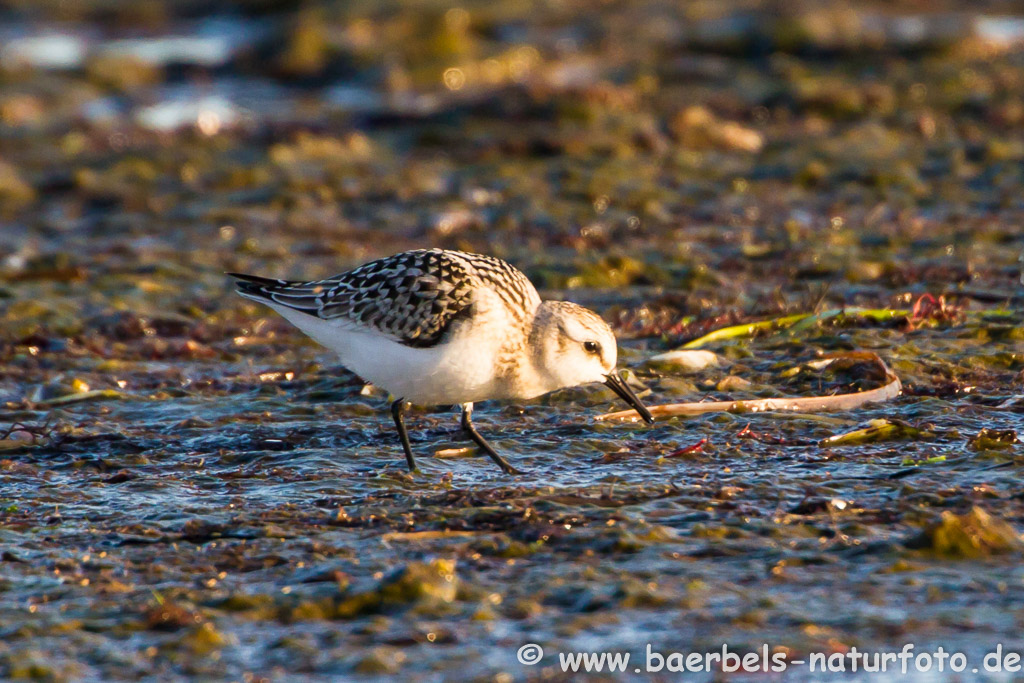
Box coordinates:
[3,0,1024,309]
[3,1,1024,681]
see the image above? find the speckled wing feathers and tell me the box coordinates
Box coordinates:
[230,249,539,348]
[465,251,539,319]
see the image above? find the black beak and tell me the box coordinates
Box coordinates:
[604,371,655,424]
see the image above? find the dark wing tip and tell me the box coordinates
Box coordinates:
[228,273,326,316]
[227,272,280,301]
[227,272,276,285]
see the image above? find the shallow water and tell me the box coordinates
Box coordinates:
[2,1,1024,681]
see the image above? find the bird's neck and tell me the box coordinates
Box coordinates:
[491,308,557,400]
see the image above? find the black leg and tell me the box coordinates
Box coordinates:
[390,398,416,471]
[461,403,521,475]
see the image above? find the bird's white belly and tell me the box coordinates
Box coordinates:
[268,304,503,406]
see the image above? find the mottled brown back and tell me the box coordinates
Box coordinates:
[231,249,540,348]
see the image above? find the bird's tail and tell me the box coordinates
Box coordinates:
[227,272,292,303]
[227,273,329,316]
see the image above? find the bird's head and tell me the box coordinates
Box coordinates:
[528,301,653,423]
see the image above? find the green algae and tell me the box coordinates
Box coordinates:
[820,419,937,447]
[911,507,1024,559]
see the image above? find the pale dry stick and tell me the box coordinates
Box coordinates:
[596,352,902,423]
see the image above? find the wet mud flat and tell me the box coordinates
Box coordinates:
[3,0,1024,680]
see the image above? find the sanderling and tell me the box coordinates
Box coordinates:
[229,248,653,474]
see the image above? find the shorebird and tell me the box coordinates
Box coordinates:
[229,248,653,474]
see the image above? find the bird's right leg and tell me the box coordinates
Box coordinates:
[460,403,521,475]
[390,398,416,471]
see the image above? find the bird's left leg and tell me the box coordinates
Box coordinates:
[460,403,521,475]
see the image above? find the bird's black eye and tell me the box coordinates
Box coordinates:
[583,341,601,355]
